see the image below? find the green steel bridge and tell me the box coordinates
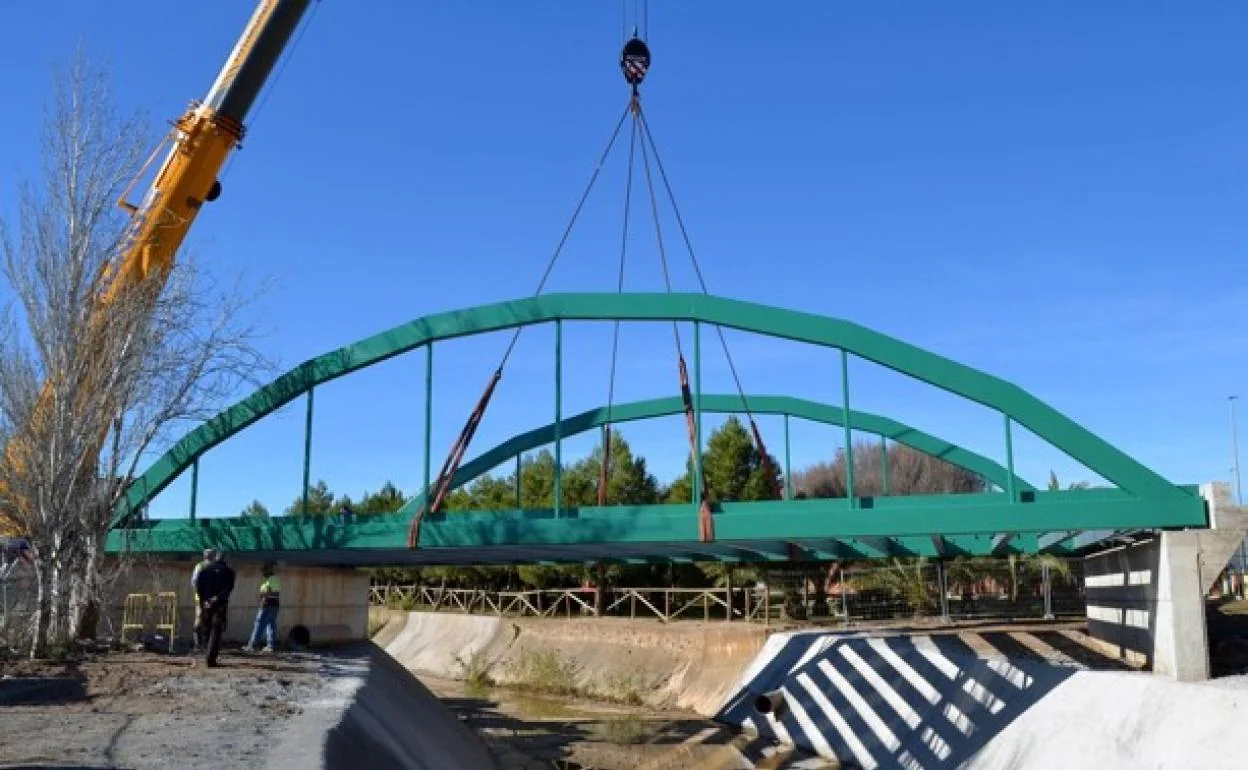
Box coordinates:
[105,292,1207,567]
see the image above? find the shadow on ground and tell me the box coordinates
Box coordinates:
[1208,598,1248,676]
[0,660,87,706]
[715,629,1112,768]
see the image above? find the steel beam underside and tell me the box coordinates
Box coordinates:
[106,488,1206,565]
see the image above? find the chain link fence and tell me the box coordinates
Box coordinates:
[1,546,36,652]
[762,557,1086,625]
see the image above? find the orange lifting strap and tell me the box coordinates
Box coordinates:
[407,369,502,548]
[678,355,715,542]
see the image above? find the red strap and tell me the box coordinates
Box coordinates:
[678,356,714,541]
[408,370,502,548]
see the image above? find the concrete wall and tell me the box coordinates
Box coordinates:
[1083,533,1210,680]
[110,559,369,645]
[376,610,767,715]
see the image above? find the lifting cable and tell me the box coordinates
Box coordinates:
[599,110,640,507]
[408,104,633,548]
[634,103,779,492]
[413,2,771,547]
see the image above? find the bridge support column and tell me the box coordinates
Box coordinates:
[1084,531,1209,681]
[110,560,369,646]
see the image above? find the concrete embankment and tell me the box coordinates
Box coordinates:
[375,609,767,715]
[265,644,501,770]
[377,611,1248,769]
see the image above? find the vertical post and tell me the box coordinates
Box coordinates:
[1042,562,1054,620]
[424,344,433,510]
[937,560,950,621]
[1003,413,1016,503]
[840,567,849,626]
[301,387,314,515]
[515,454,522,509]
[880,436,890,496]
[841,349,855,506]
[693,321,703,507]
[189,458,199,522]
[554,320,563,516]
[1230,396,1246,589]
[784,413,793,500]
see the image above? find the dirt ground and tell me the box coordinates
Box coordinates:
[0,648,817,770]
[0,650,329,769]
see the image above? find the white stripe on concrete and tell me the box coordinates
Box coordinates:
[986,657,1036,689]
[961,677,1006,715]
[839,644,922,729]
[913,637,961,681]
[791,634,839,674]
[817,659,900,752]
[867,637,941,705]
[797,672,877,769]
[941,701,975,737]
[1086,573,1126,587]
[786,679,840,762]
[1087,604,1125,624]
[919,725,953,761]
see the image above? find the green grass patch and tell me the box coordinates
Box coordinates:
[593,670,650,706]
[595,715,649,745]
[456,648,496,694]
[507,649,580,697]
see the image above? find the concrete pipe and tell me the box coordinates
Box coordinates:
[288,623,354,648]
[753,689,788,718]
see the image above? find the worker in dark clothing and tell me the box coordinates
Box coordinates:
[193,552,236,667]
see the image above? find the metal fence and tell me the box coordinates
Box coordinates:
[1,555,35,651]
[371,557,1088,626]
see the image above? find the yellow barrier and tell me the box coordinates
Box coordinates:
[120,591,179,652]
[120,593,152,646]
[153,591,178,652]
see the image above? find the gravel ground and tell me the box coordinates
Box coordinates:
[0,650,336,769]
[0,648,825,770]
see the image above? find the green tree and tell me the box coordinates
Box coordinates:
[665,416,781,504]
[284,479,336,516]
[1047,470,1091,491]
[240,500,270,520]
[361,481,406,512]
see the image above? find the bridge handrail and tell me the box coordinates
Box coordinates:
[114,292,1193,528]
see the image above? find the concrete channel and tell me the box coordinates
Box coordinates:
[353,610,1248,769]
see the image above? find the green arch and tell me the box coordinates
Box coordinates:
[397,393,1035,516]
[113,292,1189,526]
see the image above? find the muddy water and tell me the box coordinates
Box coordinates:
[419,675,828,770]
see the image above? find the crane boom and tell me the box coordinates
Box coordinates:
[111,0,312,292]
[0,0,313,537]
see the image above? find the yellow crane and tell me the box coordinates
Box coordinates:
[0,0,315,537]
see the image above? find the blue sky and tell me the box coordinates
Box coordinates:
[1,1,1246,517]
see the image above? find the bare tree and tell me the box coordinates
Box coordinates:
[793,440,988,499]
[0,52,270,656]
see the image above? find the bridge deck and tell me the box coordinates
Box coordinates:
[107,488,1206,566]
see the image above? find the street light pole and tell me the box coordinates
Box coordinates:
[1232,396,1244,506]
[1230,396,1246,596]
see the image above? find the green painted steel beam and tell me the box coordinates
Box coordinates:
[112,291,1191,528]
[107,488,1206,563]
[392,393,1032,517]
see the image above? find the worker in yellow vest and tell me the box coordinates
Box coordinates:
[190,549,215,650]
[243,563,280,653]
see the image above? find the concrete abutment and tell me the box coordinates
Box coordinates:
[1082,481,1248,681]
[108,559,369,646]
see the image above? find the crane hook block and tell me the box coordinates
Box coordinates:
[620,37,651,86]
